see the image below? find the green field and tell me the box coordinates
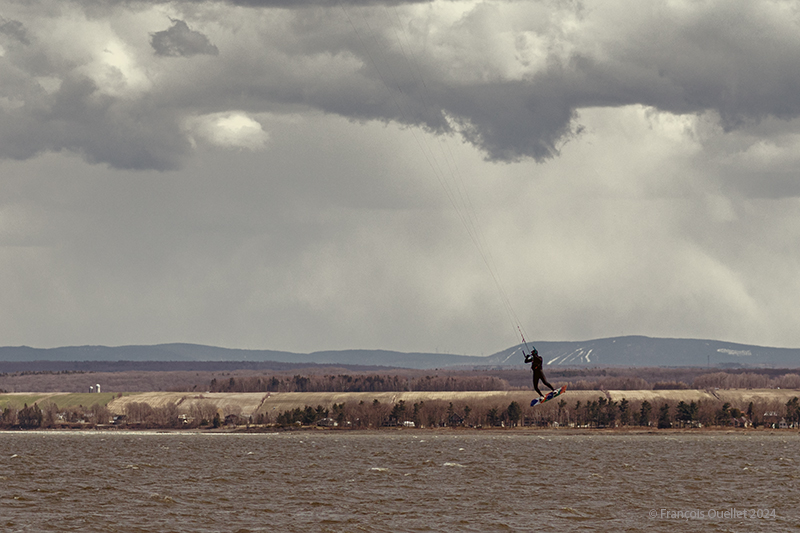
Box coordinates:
[0,393,124,410]
[0,394,47,410]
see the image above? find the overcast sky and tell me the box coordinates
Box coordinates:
[2,0,800,355]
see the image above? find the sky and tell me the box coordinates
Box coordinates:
[2,0,800,356]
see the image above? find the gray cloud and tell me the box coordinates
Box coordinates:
[0,17,30,45]
[4,1,800,180]
[188,1,800,169]
[150,19,219,57]
[0,73,189,170]
[317,1,800,163]
[223,0,427,5]
[112,0,432,5]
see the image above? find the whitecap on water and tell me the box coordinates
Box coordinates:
[148,493,176,504]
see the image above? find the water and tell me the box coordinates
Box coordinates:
[0,430,798,532]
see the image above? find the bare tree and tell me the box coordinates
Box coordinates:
[41,402,60,428]
[91,403,111,425]
[189,400,218,425]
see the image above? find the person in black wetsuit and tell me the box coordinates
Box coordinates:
[525,347,555,398]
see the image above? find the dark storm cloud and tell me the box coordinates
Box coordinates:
[443,78,581,162]
[6,0,800,176]
[220,0,428,5]
[591,10,800,126]
[0,74,188,170]
[113,0,431,5]
[47,77,190,169]
[0,17,30,45]
[183,0,800,164]
[150,19,219,57]
[347,6,800,163]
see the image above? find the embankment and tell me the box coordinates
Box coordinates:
[110,388,799,417]
[2,388,798,418]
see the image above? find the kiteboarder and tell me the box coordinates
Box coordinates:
[525,347,555,399]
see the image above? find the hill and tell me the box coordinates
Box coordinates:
[484,336,800,368]
[2,389,798,430]
[1,336,798,369]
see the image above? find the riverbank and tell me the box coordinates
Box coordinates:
[2,388,799,413]
[2,388,798,429]
[1,426,798,434]
[110,388,800,415]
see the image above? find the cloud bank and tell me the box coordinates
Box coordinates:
[0,0,799,181]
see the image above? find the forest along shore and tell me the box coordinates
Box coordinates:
[1,389,799,430]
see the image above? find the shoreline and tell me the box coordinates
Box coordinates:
[2,388,798,431]
[3,388,799,414]
[1,426,798,435]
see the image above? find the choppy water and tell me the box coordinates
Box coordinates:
[0,430,798,532]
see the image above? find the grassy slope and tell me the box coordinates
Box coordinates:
[104,389,800,417]
[0,392,124,409]
[3,389,798,416]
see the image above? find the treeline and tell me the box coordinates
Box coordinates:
[0,402,112,429]
[563,372,800,391]
[204,371,800,393]
[206,374,511,393]
[266,395,800,430]
[4,366,800,394]
[4,395,799,430]
[692,372,800,390]
[0,360,329,373]
[267,399,526,429]
[569,396,800,429]
[567,378,696,390]
[0,370,91,377]
[123,400,230,429]
[0,400,219,430]
[496,367,800,391]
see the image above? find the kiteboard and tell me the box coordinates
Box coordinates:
[530,385,568,407]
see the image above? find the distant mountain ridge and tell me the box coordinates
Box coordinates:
[0,344,477,369]
[0,336,798,369]
[484,336,800,368]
